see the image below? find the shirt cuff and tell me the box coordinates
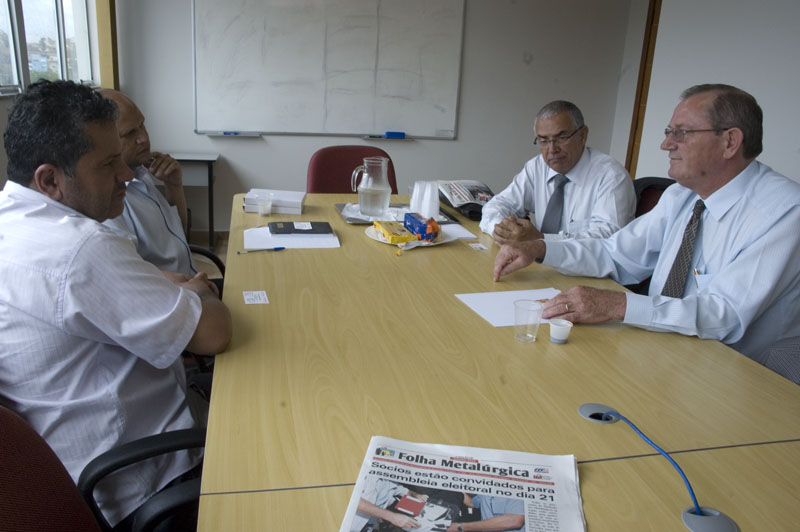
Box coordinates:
[541,240,565,266]
[543,232,567,241]
[479,215,499,235]
[623,292,653,326]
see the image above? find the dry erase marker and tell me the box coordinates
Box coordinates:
[237,247,286,254]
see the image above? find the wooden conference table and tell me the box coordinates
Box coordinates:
[198,194,800,531]
[199,441,800,530]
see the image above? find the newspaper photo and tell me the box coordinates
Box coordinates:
[437,180,494,208]
[340,436,585,532]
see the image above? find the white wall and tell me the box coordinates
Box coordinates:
[609,0,648,165]
[636,0,800,181]
[115,0,640,232]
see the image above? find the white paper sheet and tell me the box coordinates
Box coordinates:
[455,288,561,327]
[243,226,341,249]
[441,224,477,239]
[242,291,269,304]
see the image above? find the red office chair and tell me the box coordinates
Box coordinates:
[307,145,398,193]
[0,404,101,531]
[633,177,675,217]
[0,404,205,532]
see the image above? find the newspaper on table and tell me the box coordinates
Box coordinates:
[437,180,494,208]
[340,436,585,532]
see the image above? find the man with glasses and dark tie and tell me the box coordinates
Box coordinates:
[493,84,800,367]
[479,100,635,243]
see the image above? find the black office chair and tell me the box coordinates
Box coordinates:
[0,404,205,532]
[189,245,225,277]
[633,177,675,217]
[753,336,800,385]
[186,245,225,376]
[625,177,676,295]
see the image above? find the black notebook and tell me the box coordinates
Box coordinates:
[267,221,334,235]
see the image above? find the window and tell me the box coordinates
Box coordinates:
[1,1,21,91]
[62,0,91,81]
[1,0,93,95]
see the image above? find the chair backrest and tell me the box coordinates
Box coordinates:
[190,245,225,277]
[633,177,676,217]
[755,336,800,385]
[307,145,398,194]
[0,405,102,532]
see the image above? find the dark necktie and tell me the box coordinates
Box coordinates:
[540,174,568,234]
[661,199,706,298]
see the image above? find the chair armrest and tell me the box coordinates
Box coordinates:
[77,428,206,531]
[131,477,202,532]
[189,245,226,276]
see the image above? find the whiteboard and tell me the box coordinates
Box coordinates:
[193,0,464,138]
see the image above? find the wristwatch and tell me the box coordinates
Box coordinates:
[457,526,464,532]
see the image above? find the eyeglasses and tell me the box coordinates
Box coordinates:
[534,126,583,147]
[663,127,724,143]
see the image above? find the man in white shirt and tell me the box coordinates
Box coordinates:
[447,494,525,532]
[493,84,800,363]
[100,89,196,276]
[0,80,232,527]
[480,100,635,243]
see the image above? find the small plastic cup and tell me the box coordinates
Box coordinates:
[514,300,543,343]
[549,318,574,344]
[258,193,274,216]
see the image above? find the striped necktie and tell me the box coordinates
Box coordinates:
[661,199,705,298]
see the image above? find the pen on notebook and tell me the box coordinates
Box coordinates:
[237,247,286,254]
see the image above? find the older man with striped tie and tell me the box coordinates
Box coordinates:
[492,84,800,367]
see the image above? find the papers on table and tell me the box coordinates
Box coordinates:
[456,288,560,327]
[242,291,269,304]
[339,436,586,532]
[440,223,477,239]
[243,225,340,249]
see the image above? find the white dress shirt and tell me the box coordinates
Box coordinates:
[104,166,197,275]
[0,181,203,526]
[542,160,800,359]
[480,147,635,240]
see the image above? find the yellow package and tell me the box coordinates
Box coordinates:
[374,221,418,244]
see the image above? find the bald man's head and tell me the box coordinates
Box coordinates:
[98,89,151,168]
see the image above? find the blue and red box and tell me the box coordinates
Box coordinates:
[404,212,440,242]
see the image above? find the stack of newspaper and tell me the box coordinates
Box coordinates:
[243,188,306,214]
[340,436,586,532]
[437,180,494,220]
[437,180,493,209]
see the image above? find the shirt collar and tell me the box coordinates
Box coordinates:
[702,160,760,221]
[127,165,153,189]
[1,180,86,218]
[546,147,590,183]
